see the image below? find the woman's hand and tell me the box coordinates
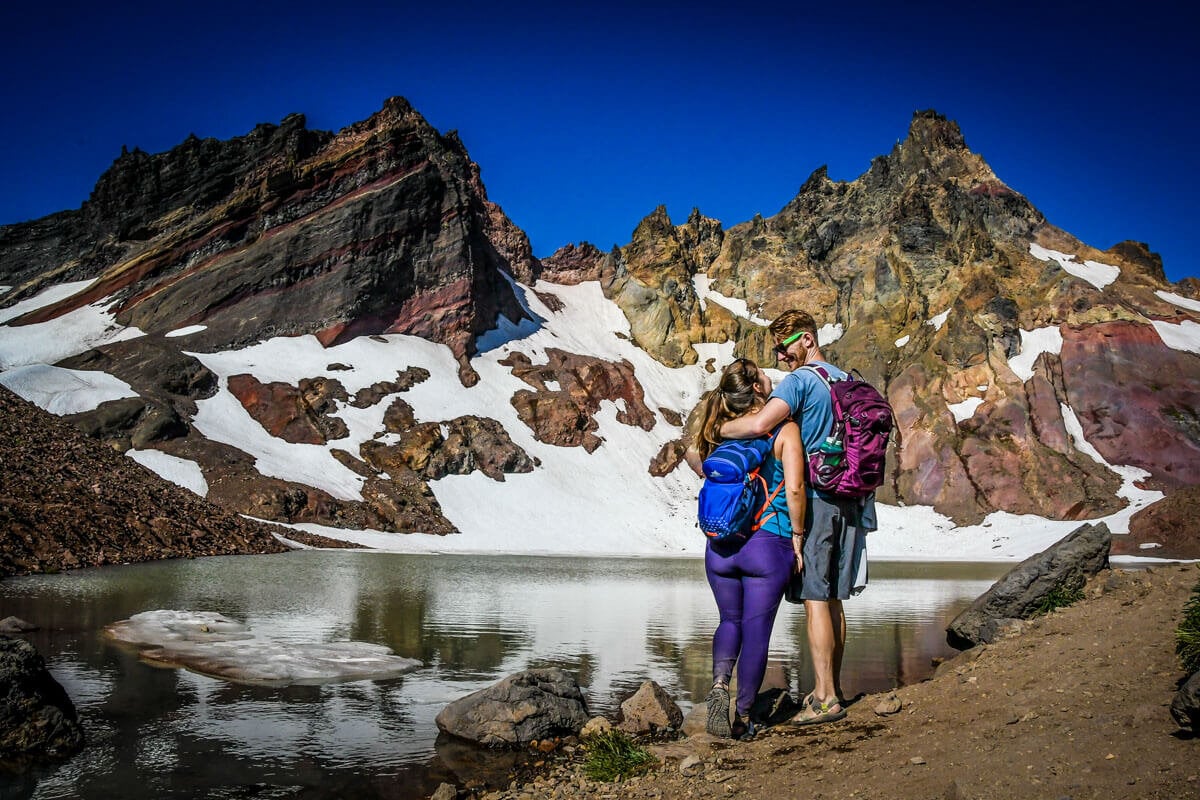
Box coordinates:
[792,536,804,573]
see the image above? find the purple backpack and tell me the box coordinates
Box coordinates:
[802,364,894,498]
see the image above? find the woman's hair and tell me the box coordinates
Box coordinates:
[687,358,764,460]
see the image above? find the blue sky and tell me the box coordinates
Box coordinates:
[1,1,1195,281]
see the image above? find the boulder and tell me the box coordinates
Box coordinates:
[0,636,85,760]
[617,680,683,733]
[435,668,589,747]
[0,617,38,634]
[946,522,1110,649]
[1170,670,1200,732]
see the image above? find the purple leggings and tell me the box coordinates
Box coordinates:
[705,529,794,716]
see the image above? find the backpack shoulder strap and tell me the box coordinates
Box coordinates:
[800,363,835,386]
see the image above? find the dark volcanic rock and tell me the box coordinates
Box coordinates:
[0,636,85,760]
[1,98,535,386]
[946,523,1111,649]
[0,385,291,576]
[435,668,589,747]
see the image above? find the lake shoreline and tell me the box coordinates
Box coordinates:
[464,562,1200,800]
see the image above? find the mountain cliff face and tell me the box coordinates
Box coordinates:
[2,103,1198,553]
[0,97,535,386]
[545,111,1200,525]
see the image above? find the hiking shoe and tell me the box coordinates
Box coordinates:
[705,683,732,738]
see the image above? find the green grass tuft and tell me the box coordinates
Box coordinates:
[581,729,656,782]
[1031,582,1084,616]
[1177,580,1200,674]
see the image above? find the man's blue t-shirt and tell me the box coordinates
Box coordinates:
[769,360,847,451]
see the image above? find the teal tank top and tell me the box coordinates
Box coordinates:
[757,453,793,538]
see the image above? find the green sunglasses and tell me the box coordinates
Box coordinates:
[773,330,804,356]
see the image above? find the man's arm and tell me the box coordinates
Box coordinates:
[719,397,792,439]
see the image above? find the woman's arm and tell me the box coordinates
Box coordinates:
[684,446,704,477]
[720,397,792,439]
[777,421,807,569]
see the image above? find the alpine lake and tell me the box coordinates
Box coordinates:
[0,550,1007,799]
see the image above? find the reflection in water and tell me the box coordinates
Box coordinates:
[0,552,1004,799]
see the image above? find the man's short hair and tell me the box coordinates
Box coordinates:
[769,309,817,342]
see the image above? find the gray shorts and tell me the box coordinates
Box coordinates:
[797,493,868,601]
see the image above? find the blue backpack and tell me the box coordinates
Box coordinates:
[697,427,784,542]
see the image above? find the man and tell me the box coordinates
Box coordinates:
[720,309,875,725]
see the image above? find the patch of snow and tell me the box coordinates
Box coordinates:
[544,379,561,392]
[1138,542,1162,550]
[165,325,208,338]
[0,286,10,295]
[1059,403,1107,465]
[926,308,950,331]
[0,364,137,414]
[894,334,910,348]
[817,323,843,347]
[104,610,421,686]
[127,449,209,496]
[1156,290,1200,313]
[0,279,95,324]
[0,289,145,370]
[1029,243,1119,289]
[692,274,770,326]
[948,397,984,423]
[1151,319,1200,354]
[1008,326,1063,381]
[976,384,989,392]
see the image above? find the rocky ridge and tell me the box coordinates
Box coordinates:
[1,104,1198,547]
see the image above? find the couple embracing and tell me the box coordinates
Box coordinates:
[686,309,878,740]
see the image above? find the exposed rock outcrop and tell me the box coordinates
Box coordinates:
[502,349,657,452]
[946,523,1111,649]
[434,668,590,747]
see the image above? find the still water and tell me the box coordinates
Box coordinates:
[0,551,1006,799]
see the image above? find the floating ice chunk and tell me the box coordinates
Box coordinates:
[1155,290,1200,313]
[1151,319,1200,354]
[104,610,421,687]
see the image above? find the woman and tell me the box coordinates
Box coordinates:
[686,358,806,739]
